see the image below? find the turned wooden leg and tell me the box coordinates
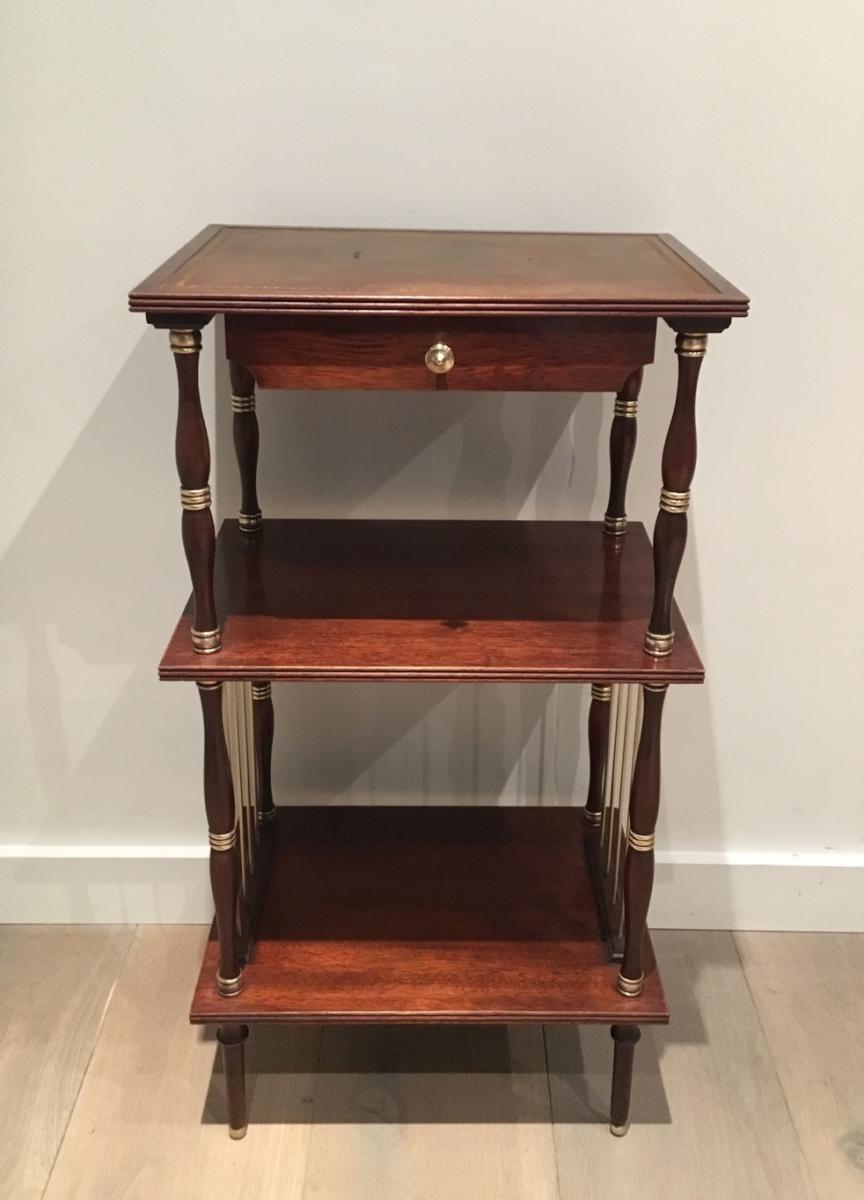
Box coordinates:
[610,1024,641,1136]
[251,682,275,823]
[217,1023,249,1139]
[172,328,220,654]
[197,682,242,997]
[584,683,612,830]
[644,333,706,656]
[604,368,642,537]
[618,683,666,997]
[230,362,262,534]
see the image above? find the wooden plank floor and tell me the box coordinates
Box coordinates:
[5,926,861,1199]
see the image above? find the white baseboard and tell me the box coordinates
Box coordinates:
[1,846,862,929]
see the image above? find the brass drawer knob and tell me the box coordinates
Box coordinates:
[425,343,455,374]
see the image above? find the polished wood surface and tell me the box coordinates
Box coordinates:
[129,226,749,318]
[160,519,703,683]
[174,336,219,643]
[648,335,703,647]
[198,682,242,994]
[217,1024,249,1137]
[604,367,641,531]
[35,928,832,1200]
[620,686,667,993]
[225,314,655,392]
[190,806,667,1026]
[609,1024,641,1132]
[228,361,261,530]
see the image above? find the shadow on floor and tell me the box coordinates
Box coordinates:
[198,1017,679,1127]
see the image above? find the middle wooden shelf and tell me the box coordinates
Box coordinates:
[159,519,703,684]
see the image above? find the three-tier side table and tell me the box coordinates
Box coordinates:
[129,227,747,1139]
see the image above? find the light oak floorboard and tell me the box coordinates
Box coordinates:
[300,1024,559,1200]
[546,931,817,1200]
[736,931,864,1200]
[43,926,322,1200]
[0,925,132,1200]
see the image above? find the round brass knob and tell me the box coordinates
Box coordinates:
[425,342,455,374]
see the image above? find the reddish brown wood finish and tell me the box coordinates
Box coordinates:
[252,684,275,823]
[647,336,703,648]
[160,519,704,684]
[216,1023,249,1137]
[605,367,642,533]
[228,362,261,532]
[226,315,655,393]
[130,226,749,319]
[197,682,242,995]
[610,1024,641,1132]
[585,687,612,825]
[190,806,667,1025]
[619,685,667,994]
[174,336,218,645]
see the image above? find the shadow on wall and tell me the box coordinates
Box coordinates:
[213,320,605,809]
[0,318,730,923]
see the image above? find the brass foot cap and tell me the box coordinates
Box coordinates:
[603,514,627,536]
[610,1123,630,1138]
[228,1125,248,1140]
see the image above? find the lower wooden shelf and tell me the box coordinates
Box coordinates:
[190,805,667,1026]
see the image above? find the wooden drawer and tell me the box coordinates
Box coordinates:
[225,315,655,393]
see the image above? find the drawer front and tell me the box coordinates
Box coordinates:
[226,315,655,393]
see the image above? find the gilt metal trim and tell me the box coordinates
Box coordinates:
[675,332,708,359]
[180,486,211,511]
[169,329,202,355]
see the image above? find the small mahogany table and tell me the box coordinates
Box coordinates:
[130,227,747,1139]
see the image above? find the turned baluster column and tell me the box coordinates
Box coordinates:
[197,681,242,996]
[230,362,262,533]
[644,333,706,656]
[251,682,275,823]
[618,682,666,997]
[604,367,642,537]
[609,1024,641,1136]
[584,683,612,831]
[172,328,220,654]
[217,1023,249,1139]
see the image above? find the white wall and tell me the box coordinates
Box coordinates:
[1,1,862,926]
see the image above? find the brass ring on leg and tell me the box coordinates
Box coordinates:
[216,971,243,997]
[238,510,263,533]
[192,627,222,654]
[604,514,627,537]
[643,629,674,657]
[617,972,645,997]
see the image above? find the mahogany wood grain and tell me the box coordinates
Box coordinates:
[190,806,668,1025]
[647,336,703,647]
[585,688,611,826]
[252,684,275,823]
[174,340,218,642]
[610,1024,641,1132]
[228,362,261,530]
[130,227,748,319]
[619,686,667,994]
[225,315,655,393]
[159,519,704,684]
[215,1023,248,1137]
[197,683,242,994]
[605,367,641,531]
